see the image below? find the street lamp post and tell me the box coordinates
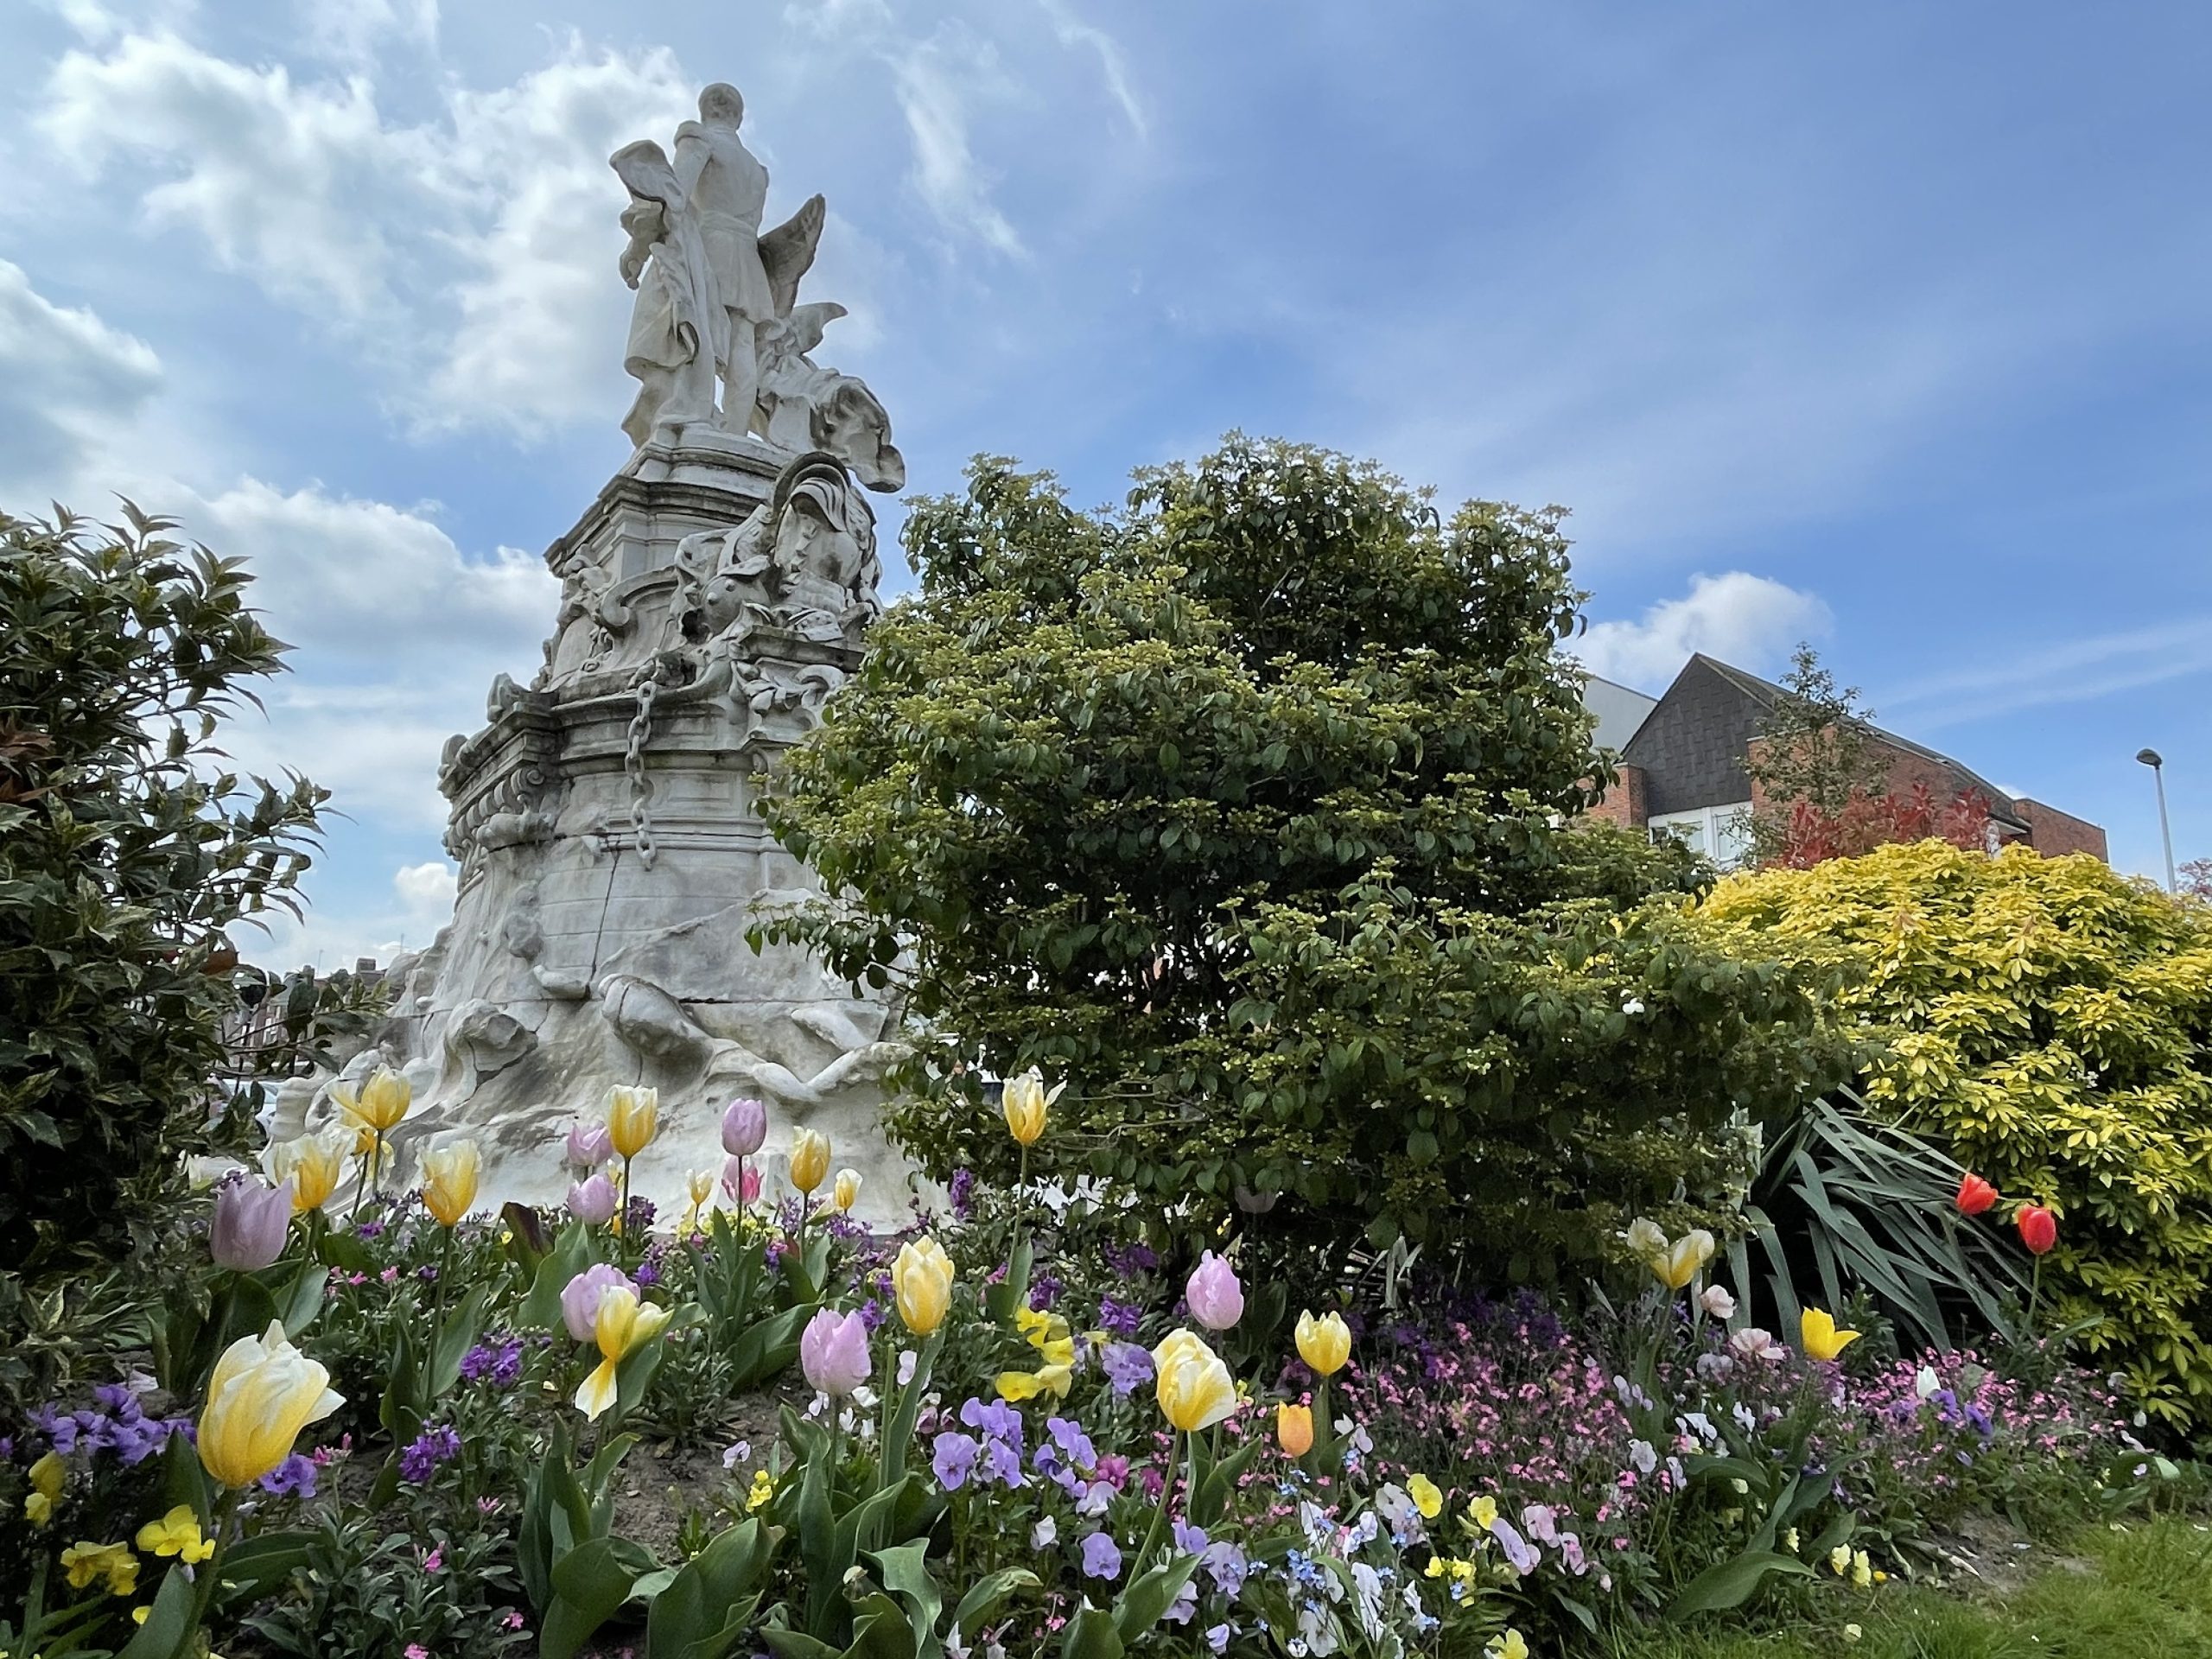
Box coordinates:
[2137,748,2177,893]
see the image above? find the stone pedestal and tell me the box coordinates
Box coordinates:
[357,435,915,1225]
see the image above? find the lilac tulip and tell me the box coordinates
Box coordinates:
[721,1097,768,1158]
[1185,1251,1244,1332]
[799,1306,872,1397]
[211,1174,293,1270]
[561,1263,630,1344]
[567,1173,618,1226]
[565,1120,613,1170]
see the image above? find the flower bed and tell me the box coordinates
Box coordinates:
[0,1070,2188,1659]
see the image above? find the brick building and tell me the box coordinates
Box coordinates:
[1580,654,2107,868]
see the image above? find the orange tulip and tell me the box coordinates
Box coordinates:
[1275,1402,1314,1457]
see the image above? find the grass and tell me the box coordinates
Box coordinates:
[1606,1516,2212,1659]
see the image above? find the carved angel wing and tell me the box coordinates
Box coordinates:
[781,301,848,359]
[757,193,827,317]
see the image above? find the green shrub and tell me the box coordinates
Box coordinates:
[1694,840,2212,1433]
[0,505,324,1277]
[760,437,1847,1273]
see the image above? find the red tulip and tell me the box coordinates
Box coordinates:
[1955,1173,1999,1217]
[2016,1204,2057,1255]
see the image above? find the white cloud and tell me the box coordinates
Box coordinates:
[0,257,163,479]
[891,32,1027,258]
[1573,571,1829,690]
[1036,0,1145,137]
[38,29,694,435]
[394,857,457,915]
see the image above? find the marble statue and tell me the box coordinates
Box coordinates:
[611,83,898,492]
[341,81,922,1227]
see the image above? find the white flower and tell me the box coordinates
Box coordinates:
[1915,1365,1941,1401]
[1700,1285,1737,1319]
[1032,1516,1057,1549]
[1621,997,1646,1015]
[721,1440,751,1471]
[897,1350,918,1387]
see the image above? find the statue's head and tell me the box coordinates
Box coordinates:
[699,82,745,127]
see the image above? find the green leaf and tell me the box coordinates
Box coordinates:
[1059,1605,1126,1659]
[113,1560,199,1659]
[521,1221,604,1331]
[543,1535,657,1659]
[1663,1550,1816,1619]
[1112,1554,1200,1644]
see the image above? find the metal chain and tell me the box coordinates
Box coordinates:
[625,677,659,870]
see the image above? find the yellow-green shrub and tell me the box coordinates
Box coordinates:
[1693,841,2212,1432]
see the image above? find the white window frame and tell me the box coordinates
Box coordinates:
[1649,802,1754,870]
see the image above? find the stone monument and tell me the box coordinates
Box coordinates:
[316,82,914,1224]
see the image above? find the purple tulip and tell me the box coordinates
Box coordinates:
[799,1306,872,1397]
[565,1120,613,1170]
[210,1174,293,1270]
[1185,1251,1244,1332]
[567,1173,618,1226]
[561,1263,630,1344]
[721,1097,768,1158]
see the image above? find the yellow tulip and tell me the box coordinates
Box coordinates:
[607,1085,659,1160]
[197,1320,344,1489]
[1622,1217,1669,1257]
[1651,1229,1715,1291]
[1800,1307,1862,1363]
[893,1236,955,1335]
[788,1128,830,1196]
[1408,1472,1443,1519]
[332,1065,411,1134]
[136,1505,213,1563]
[419,1139,481,1229]
[1153,1328,1237,1433]
[1001,1067,1065,1147]
[574,1283,672,1421]
[832,1168,862,1213]
[1275,1402,1314,1456]
[25,1450,65,1525]
[265,1125,351,1213]
[1294,1310,1351,1376]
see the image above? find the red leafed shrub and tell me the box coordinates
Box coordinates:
[1769,783,1991,869]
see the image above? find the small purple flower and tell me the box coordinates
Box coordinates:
[1028,1271,1064,1312]
[1080,1533,1123,1580]
[1173,1520,1209,1554]
[958,1397,1023,1445]
[1046,1416,1096,1472]
[983,1439,1027,1488]
[931,1432,980,1491]
[1491,1516,1539,1576]
[259,1453,319,1498]
[399,1424,462,1484]
[356,1218,385,1239]
[1098,1297,1143,1338]
[947,1167,976,1220]
[1202,1540,1250,1596]
[1105,1240,1158,1276]
[1101,1342,1154,1397]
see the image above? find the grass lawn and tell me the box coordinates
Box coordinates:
[1609,1516,2212,1658]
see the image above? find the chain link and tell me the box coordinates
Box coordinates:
[625,677,659,870]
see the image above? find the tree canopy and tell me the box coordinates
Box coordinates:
[760,438,1845,1271]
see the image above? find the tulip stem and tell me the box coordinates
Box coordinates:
[620,1154,634,1266]
[432,1223,455,1336]
[2026,1255,2044,1339]
[1135,1428,1179,1569]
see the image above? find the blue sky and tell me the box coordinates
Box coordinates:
[3,0,2206,965]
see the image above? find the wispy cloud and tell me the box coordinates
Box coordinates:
[1881,615,2212,732]
[1036,0,1144,137]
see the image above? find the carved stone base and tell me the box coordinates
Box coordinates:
[353,441,919,1226]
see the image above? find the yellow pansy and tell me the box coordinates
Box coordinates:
[136,1505,214,1563]
[60,1540,137,1596]
[1408,1473,1443,1520]
[1468,1494,1500,1531]
[25,1450,65,1525]
[995,1364,1075,1402]
[1486,1630,1529,1659]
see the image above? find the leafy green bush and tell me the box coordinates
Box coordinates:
[0,508,323,1279]
[1695,840,2212,1432]
[760,437,1847,1272]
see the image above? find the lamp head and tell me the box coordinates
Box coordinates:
[2137,748,2164,769]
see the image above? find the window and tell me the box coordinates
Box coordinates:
[1650,802,1755,871]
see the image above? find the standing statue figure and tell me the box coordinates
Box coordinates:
[612,140,725,448]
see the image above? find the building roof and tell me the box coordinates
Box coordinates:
[1578,670,1660,753]
[1654,654,2025,836]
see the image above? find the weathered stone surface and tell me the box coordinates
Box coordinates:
[312,84,919,1225]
